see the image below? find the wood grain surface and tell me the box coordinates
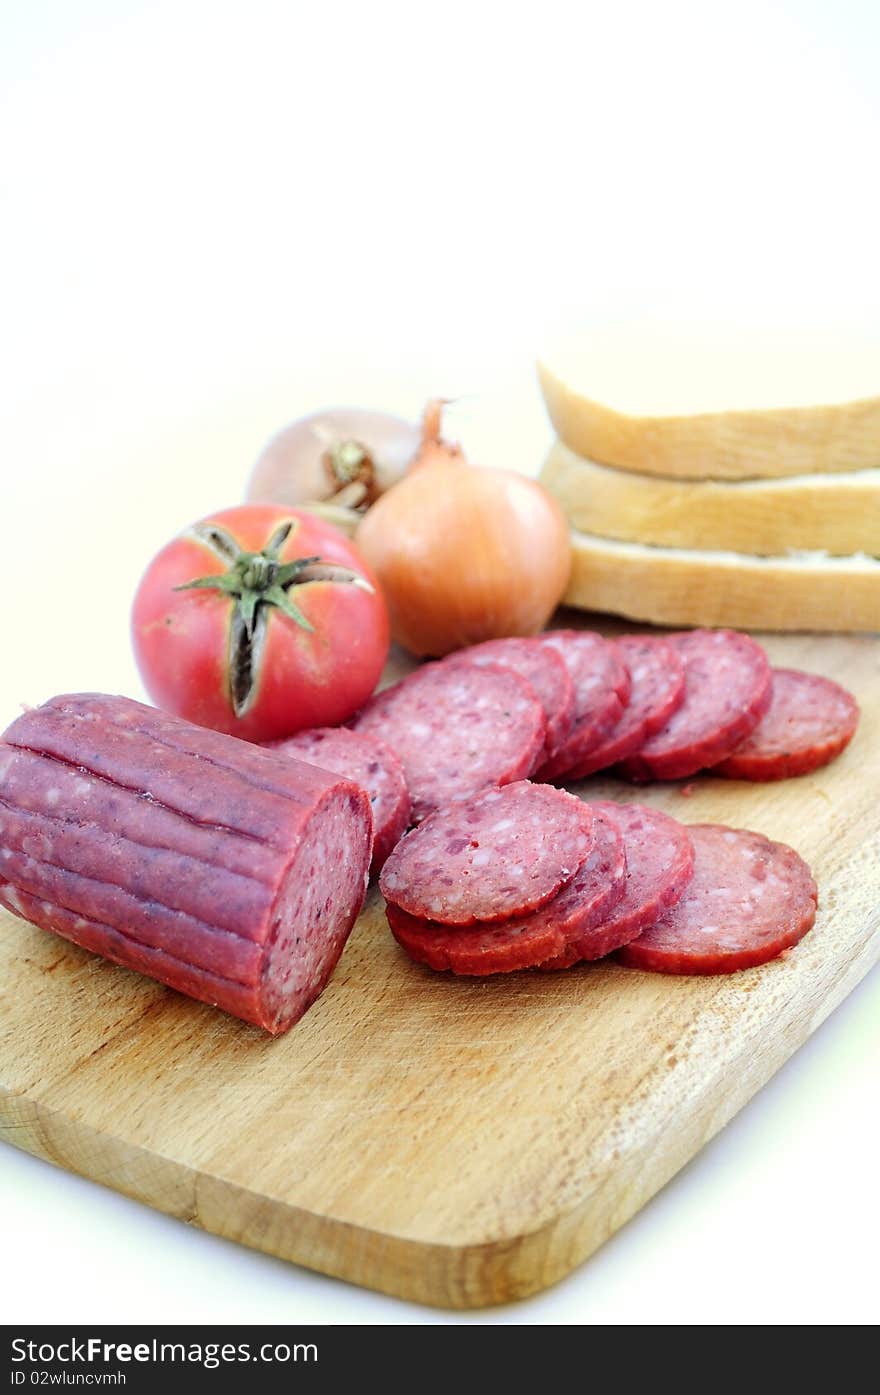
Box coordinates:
[1,624,878,1308]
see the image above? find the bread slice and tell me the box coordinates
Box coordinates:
[539,340,880,481]
[542,439,880,557]
[566,530,880,632]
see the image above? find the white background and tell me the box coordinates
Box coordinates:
[1,0,878,1325]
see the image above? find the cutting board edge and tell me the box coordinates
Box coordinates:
[2,919,877,1311]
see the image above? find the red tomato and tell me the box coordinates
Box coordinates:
[132,505,390,741]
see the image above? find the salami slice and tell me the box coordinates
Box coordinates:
[379,781,594,925]
[539,801,695,968]
[567,638,686,777]
[387,902,573,975]
[442,637,575,758]
[533,631,632,780]
[712,669,859,781]
[350,662,546,823]
[620,630,772,782]
[267,726,410,870]
[617,824,817,974]
[0,694,373,1034]
[387,808,625,974]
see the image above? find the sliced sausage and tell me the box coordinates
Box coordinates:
[620,630,772,781]
[267,726,410,870]
[617,824,818,974]
[442,637,575,758]
[539,800,695,967]
[379,781,594,925]
[350,661,546,823]
[533,631,632,780]
[0,694,373,1034]
[387,807,625,974]
[567,637,686,777]
[712,668,859,781]
[388,902,574,975]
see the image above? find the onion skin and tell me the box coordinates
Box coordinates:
[356,454,572,657]
[246,407,420,511]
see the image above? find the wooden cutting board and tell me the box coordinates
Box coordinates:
[1,625,878,1309]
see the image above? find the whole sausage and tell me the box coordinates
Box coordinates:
[0,694,372,1034]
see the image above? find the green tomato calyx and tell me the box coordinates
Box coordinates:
[175,519,373,717]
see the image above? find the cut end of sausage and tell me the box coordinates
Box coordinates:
[261,786,372,1033]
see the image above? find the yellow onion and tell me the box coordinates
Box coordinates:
[356,402,572,655]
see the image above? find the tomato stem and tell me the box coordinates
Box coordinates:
[175,520,373,717]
